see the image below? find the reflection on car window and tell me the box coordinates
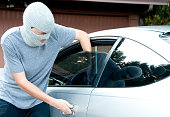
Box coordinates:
[98,38,170,88]
[49,43,112,86]
[49,52,92,86]
[159,32,170,44]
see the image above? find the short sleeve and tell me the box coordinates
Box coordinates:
[1,39,24,73]
[53,24,76,48]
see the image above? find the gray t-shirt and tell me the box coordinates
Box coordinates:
[0,24,75,109]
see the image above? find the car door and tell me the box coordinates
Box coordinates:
[87,38,170,117]
[47,37,118,117]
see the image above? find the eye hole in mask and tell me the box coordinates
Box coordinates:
[31,27,47,35]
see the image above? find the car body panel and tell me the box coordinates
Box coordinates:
[47,87,94,117]
[87,76,170,117]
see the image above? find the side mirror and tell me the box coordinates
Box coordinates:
[114,66,142,81]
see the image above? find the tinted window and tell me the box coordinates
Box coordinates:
[49,40,113,86]
[98,38,170,87]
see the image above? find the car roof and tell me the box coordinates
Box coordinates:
[89,26,170,62]
[121,25,170,32]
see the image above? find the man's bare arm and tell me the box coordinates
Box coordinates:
[75,29,92,52]
[12,72,73,115]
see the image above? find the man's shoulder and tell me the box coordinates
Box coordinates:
[52,24,75,37]
[1,26,20,44]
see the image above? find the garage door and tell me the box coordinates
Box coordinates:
[0,10,137,67]
[54,13,129,33]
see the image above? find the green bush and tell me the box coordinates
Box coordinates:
[144,5,170,25]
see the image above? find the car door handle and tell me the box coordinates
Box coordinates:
[61,111,75,117]
[61,105,77,117]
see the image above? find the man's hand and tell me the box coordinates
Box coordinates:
[50,99,74,115]
[75,29,92,52]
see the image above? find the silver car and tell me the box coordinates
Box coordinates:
[47,26,170,117]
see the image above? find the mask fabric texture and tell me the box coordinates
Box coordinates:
[20,2,55,47]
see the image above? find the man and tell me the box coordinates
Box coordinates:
[0,2,91,117]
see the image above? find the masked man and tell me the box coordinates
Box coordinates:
[0,2,91,117]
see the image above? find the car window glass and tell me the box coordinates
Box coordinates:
[49,44,112,86]
[98,38,170,88]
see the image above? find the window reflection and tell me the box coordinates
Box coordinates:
[49,45,112,86]
[99,38,170,87]
[50,52,95,86]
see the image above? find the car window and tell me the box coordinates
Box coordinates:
[97,38,170,88]
[49,39,114,87]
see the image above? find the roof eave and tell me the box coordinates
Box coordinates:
[72,0,170,5]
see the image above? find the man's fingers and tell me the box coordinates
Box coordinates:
[55,99,74,115]
[63,106,72,115]
[65,101,74,108]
